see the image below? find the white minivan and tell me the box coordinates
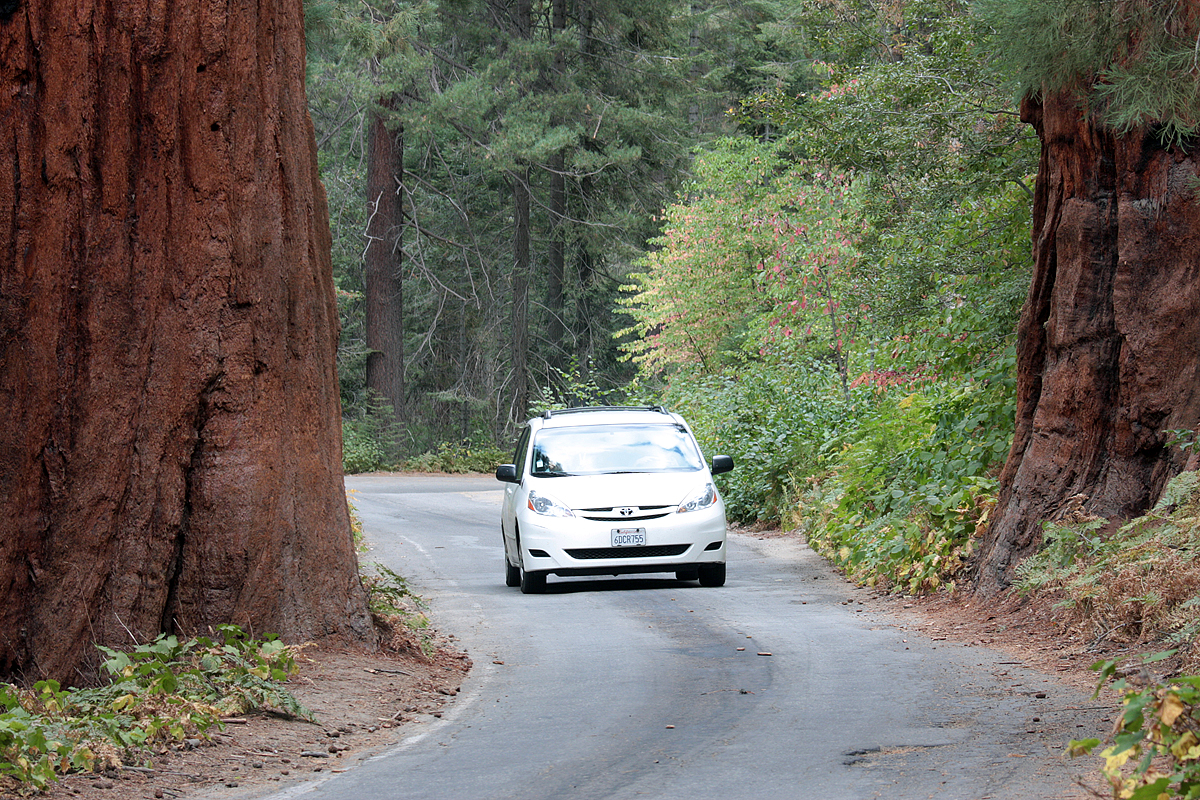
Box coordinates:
[495,406,733,594]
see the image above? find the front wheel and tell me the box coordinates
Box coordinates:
[504,526,521,587]
[697,563,726,587]
[520,568,547,594]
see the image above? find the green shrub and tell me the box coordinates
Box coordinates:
[401,441,508,474]
[1071,652,1200,799]
[343,421,386,474]
[342,391,403,474]
[0,627,309,792]
[800,346,1015,593]
[95,625,309,720]
[665,359,851,525]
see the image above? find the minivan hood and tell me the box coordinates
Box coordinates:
[528,471,713,509]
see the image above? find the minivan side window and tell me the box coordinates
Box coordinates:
[513,427,531,478]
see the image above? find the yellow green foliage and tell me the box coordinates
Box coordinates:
[1072,651,1200,799]
[0,626,310,793]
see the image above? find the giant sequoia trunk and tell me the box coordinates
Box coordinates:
[973,91,1200,594]
[0,1,375,682]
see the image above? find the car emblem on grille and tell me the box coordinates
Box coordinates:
[617,507,637,517]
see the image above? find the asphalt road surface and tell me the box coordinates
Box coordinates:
[253,474,1104,800]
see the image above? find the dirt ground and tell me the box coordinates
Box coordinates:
[12,530,1145,800]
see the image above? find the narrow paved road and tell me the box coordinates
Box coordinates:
[260,474,1103,800]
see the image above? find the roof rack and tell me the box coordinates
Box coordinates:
[541,405,669,420]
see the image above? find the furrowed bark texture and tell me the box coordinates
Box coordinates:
[974,91,1200,595]
[0,0,375,682]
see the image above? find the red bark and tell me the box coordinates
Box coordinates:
[974,91,1200,594]
[0,0,374,682]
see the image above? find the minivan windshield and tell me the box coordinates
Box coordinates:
[530,423,704,477]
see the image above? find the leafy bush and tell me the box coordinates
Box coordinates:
[0,626,309,792]
[1071,652,1200,799]
[94,625,310,720]
[665,358,851,525]
[801,397,990,593]
[361,565,435,656]
[343,421,386,474]
[0,682,114,791]
[401,441,508,474]
[342,392,403,474]
[799,338,1016,593]
[659,305,1016,596]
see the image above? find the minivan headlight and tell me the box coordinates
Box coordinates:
[677,482,718,513]
[527,490,575,518]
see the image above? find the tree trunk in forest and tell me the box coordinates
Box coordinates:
[547,154,567,370]
[573,175,598,365]
[508,0,532,421]
[511,170,531,421]
[973,91,1200,595]
[365,97,405,421]
[0,0,375,683]
[688,2,702,132]
[545,0,567,370]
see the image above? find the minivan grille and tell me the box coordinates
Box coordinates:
[578,504,673,522]
[565,544,690,560]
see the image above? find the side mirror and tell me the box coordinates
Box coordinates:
[495,464,519,483]
[711,455,734,475]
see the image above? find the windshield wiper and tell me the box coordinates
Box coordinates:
[533,470,574,477]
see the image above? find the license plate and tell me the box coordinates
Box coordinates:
[611,528,646,547]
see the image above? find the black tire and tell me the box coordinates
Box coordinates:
[520,568,547,594]
[675,568,699,582]
[503,525,521,587]
[697,563,726,587]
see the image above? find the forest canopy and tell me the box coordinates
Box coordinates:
[313,0,1200,606]
[308,0,1035,592]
